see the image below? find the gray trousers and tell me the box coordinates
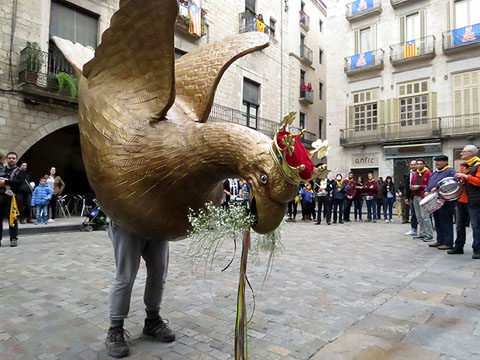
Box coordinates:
[108,223,169,321]
[413,196,433,237]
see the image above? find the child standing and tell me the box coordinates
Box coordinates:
[31,176,52,225]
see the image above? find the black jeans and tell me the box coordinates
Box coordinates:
[0,194,19,240]
[376,198,383,219]
[316,196,331,223]
[343,199,353,221]
[287,200,297,219]
[433,201,454,247]
[49,194,58,219]
[332,198,344,223]
[16,192,32,221]
[354,199,363,220]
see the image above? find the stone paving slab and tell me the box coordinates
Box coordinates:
[0,220,479,359]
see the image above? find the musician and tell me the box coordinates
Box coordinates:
[410,159,433,241]
[449,145,480,259]
[424,155,456,250]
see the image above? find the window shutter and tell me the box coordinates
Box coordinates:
[464,89,471,114]
[399,16,405,43]
[378,100,385,125]
[454,90,462,115]
[243,79,260,105]
[428,92,438,118]
[472,87,479,113]
[446,0,452,31]
[354,30,359,54]
[371,24,377,50]
[387,99,392,122]
[392,98,400,123]
[420,10,426,38]
[347,106,354,127]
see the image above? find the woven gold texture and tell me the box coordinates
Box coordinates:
[53,0,298,240]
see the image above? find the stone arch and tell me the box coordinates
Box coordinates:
[14,115,79,157]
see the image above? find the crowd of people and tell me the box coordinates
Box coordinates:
[0,151,65,247]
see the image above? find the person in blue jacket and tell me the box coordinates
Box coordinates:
[31,176,52,225]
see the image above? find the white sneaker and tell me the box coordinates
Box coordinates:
[405,230,416,236]
[48,219,55,223]
[390,219,394,223]
[385,220,389,223]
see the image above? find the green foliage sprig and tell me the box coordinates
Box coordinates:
[56,72,78,99]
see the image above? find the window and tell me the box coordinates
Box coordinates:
[49,1,98,48]
[245,0,256,13]
[175,48,187,60]
[455,0,480,28]
[405,13,421,41]
[319,82,323,100]
[359,27,371,53]
[352,89,378,132]
[299,112,306,129]
[354,25,376,54]
[399,80,429,126]
[453,70,480,115]
[318,118,323,139]
[270,18,276,37]
[319,48,323,64]
[242,78,260,129]
[319,19,323,32]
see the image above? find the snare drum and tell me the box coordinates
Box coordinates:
[419,192,445,214]
[438,177,464,201]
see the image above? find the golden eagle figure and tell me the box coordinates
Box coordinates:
[53,0,321,240]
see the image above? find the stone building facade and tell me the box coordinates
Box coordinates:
[326,0,480,183]
[0,0,327,193]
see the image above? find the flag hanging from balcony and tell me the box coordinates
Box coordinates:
[404,39,417,58]
[256,19,265,33]
[352,0,373,14]
[188,3,202,37]
[350,51,373,70]
[453,23,480,47]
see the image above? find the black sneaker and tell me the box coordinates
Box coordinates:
[143,317,175,342]
[10,239,17,247]
[105,327,130,358]
[447,247,464,255]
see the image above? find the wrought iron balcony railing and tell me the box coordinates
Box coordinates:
[344,48,384,75]
[299,89,314,104]
[239,10,270,35]
[346,0,382,21]
[389,35,435,64]
[176,0,207,38]
[299,11,310,31]
[340,113,480,146]
[299,44,313,64]
[289,127,317,146]
[443,23,480,52]
[208,103,317,146]
[18,43,77,100]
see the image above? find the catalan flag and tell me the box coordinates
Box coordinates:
[188,3,202,37]
[404,39,417,58]
[256,19,265,33]
[9,195,20,227]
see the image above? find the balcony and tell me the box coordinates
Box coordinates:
[299,44,313,65]
[239,10,270,35]
[443,23,480,53]
[299,88,314,104]
[346,0,381,21]
[208,103,316,147]
[289,127,317,147]
[344,49,384,75]
[18,43,77,103]
[390,0,414,8]
[339,113,480,147]
[176,0,208,38]
[299,11,310,31]
[390,35,435,65]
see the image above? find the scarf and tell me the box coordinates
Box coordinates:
[368,179,375,183]
[465,156,480,167]
[336,180,343,187]
[417,167,427,175]
[438,164,452,172]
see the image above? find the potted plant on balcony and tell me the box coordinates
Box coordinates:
[22,42,44,84]
[56,72,78,99]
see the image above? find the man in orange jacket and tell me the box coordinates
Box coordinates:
[448,145,480,258]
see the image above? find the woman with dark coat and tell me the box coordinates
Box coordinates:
[382,176,396,223]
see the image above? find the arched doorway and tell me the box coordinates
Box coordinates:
[19,124,90,194]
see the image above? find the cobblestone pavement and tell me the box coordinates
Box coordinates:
[1,220,480,360]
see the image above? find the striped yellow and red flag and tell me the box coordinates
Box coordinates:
[188,3,202,37]
[404,39,418,59]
